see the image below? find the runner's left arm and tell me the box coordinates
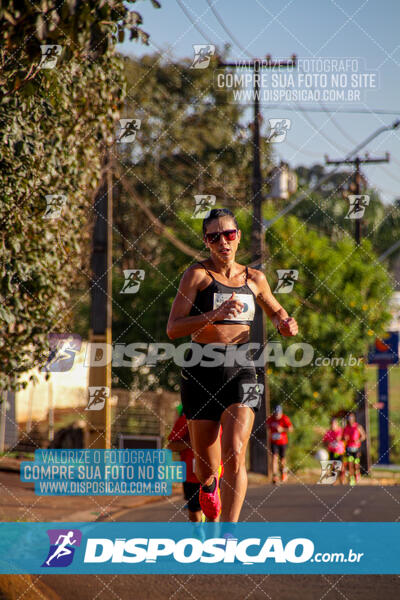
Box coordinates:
[283,416,294,432]
[358,425,367,442]
[251,270,298,337]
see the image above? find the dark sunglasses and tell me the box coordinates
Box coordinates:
[204,229,238,244]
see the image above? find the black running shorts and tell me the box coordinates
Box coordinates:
[345,447,361,459]
[329,451,344,461]
[271,443,287,458]
[180,342,260,421]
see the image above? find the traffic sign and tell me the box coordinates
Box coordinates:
[368,331,399,365]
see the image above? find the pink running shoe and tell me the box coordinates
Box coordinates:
[200,465,222,520]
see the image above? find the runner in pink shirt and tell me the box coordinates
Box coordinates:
[343,412,366,485]
[323,417,345,484]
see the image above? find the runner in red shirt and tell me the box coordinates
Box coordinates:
[343,412,366,485]
[167,406,202,522]
[323,417,345,484]
[266,405,293,484]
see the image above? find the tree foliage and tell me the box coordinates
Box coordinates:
[263,207,393,467]
[0,0,159,391]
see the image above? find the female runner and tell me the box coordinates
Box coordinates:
[167,208,298,522]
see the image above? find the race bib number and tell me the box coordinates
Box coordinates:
[213,293,255,321]
[272,432,281,441]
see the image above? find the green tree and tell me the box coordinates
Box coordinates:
[0,0,159,391]
[263,208,393,468]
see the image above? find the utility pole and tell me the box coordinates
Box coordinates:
[87,150,113,449]
[325,152,390,474]
[326,154,390,243]
[218,55,296,475]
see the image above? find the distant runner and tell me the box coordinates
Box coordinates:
[167,405,223,523]
[343,412,366,485]
[266,405,293,484]
[167,406,202,523]
[323,417,345,484]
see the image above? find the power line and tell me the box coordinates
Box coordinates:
[200,0,400,167]
[176,0,215,45]
[179,3,400,202]
[260,106,400,115]
[206,0,253,59]
[202,2,356,151]
[379,239,400,262]
[282,138,322,158]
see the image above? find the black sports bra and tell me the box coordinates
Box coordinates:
[189,261,256,325]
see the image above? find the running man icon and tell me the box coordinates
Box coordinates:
[274,270,298,294]
[42,334,82,373]
[345,195,370,219]
[190,45,215,69]
[42,529,82,568]
[46,531,76,566]
[118,119,141,143]
[121,269,145,294]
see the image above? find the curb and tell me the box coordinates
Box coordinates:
[0,463,21,474]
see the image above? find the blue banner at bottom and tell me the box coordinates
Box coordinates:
[0,522,398,574]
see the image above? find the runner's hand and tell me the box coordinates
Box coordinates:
[214,292,244,320]
[277,316,298,337]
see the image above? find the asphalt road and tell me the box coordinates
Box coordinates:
[40,484,400,600]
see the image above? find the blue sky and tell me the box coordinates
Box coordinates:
[118,0,400,203]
